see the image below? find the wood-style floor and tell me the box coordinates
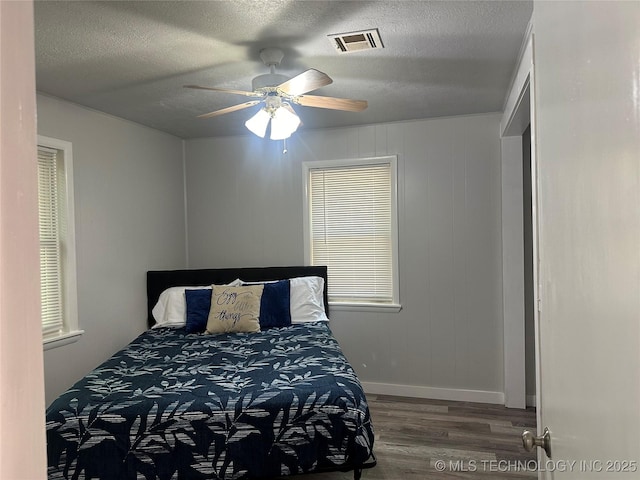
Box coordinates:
[285,394,537,480]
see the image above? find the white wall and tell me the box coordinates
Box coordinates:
[186,114,505,402]
[37,95,186,404]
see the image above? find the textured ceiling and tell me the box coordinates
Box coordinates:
[34,0,533,139]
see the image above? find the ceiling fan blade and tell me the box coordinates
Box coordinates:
[197,100,262,119]
[276,69,333,96]
[295,95,368,112]
[184,85,263,98]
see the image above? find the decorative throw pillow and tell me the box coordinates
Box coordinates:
[206,284,264,334]
[258,280,291,329]
[184,289,212,333]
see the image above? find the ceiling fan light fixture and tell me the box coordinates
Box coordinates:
[270,104,301,140]
[245,108,271,138]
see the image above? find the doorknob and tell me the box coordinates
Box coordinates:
[522,427,551,458]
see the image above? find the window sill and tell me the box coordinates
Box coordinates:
[43,330,84,351]
[328,302,402,313]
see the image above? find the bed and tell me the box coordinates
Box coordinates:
[46,266,376,480]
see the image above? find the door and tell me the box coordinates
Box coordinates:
[532,2,640,478]
[0,0,48,477]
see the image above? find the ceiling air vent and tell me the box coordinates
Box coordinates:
[328,28,383,53]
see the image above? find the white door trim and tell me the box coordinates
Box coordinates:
[500,22,536,411]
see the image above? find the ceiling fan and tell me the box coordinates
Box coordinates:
[184,48,368,140]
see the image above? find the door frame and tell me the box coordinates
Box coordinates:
[499,20,541,418]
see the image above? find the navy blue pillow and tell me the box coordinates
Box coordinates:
[184,289,212,333]
[259,280,291,329]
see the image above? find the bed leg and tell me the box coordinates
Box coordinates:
[354,468,362,480]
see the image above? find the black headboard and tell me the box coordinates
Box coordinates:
[147,265,328,328]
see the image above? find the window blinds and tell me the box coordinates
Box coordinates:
[37,146,64,334]
[309,163,393,303]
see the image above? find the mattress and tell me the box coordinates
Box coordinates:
[46,322,376,479]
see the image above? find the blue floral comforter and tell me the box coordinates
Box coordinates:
[46,322,376,479]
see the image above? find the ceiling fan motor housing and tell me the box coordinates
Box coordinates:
[252,73,290,92]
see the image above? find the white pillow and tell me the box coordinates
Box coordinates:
[151,279,242,328]
[289,276,329,323]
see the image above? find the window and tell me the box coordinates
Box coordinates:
[37,136,81,349]
[303,156,400,311]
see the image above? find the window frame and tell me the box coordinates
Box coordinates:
[37,135,82,350]
[302,155,401,312]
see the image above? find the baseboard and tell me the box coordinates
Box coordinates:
[361,381,505,405]
[526,394,537,407]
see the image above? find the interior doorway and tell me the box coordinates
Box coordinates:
[522,124,536,406]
